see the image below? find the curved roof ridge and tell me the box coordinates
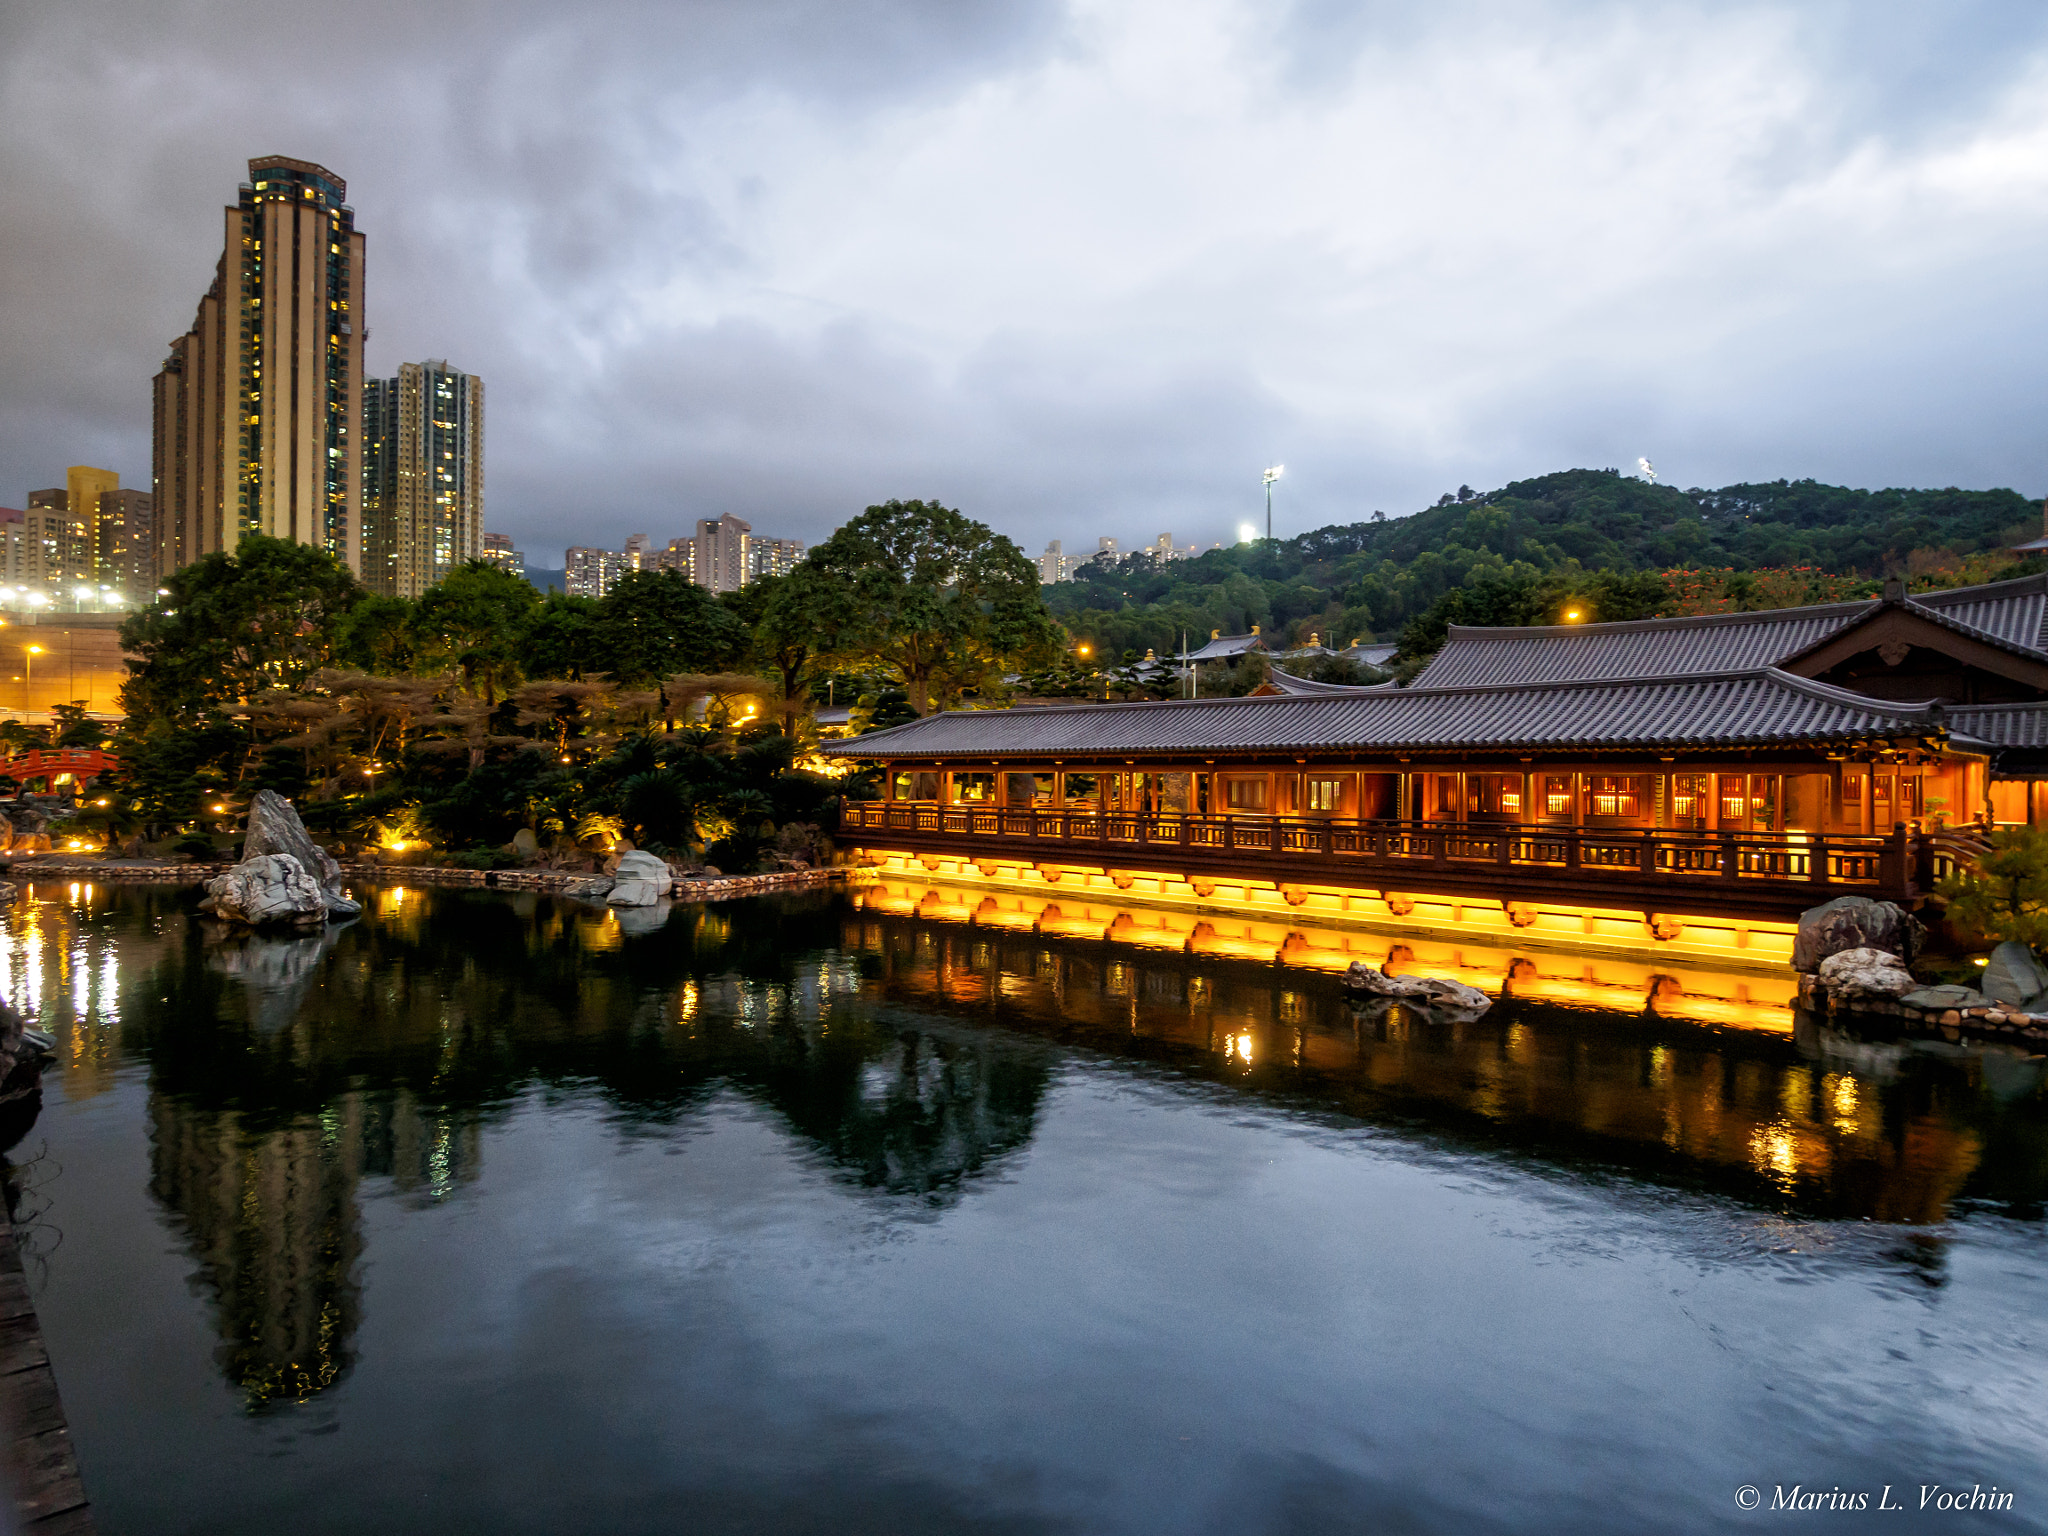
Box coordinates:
[1444,599,1876,642]
[1910,570,2048,606]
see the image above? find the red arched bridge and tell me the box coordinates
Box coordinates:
[0,748,118,796]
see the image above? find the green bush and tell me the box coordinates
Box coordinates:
[1937,828,2048,948]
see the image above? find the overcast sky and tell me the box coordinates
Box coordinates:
[5,0,2048,568]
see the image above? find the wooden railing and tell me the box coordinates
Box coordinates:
[839,802,1925,902]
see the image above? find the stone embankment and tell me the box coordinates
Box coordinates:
[0,858,855,904]
[344,864,853,903]
[1796,969,2048,1043]
[1795,894,2048,1045]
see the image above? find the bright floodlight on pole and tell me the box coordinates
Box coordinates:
[1263,465,1284,543]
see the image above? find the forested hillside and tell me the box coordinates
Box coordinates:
[1045,469,2043,660]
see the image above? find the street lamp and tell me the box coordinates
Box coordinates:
[23,645,42,717]
[1263,464,1284,543]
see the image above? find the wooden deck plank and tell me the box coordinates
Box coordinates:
[0,1216,94,1534]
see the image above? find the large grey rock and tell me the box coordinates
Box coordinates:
[1901,985,1988,1011]
[1343,961,1430,999]
[1817,946,1917,1002]
[606,849,674,907]
[1415,976,1492,1013]
[1980,941,2048,1006]
[242,789,357,917]
[203,854,327,927]
[1343,963,1493,1017]
[1793,897,1921,973]
[508,827,540,858]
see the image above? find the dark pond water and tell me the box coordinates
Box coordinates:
[6,880,2048,1534]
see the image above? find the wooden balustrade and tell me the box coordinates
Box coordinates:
[838,801,1928,907]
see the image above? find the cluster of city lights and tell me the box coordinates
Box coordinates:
[0,585,131,609]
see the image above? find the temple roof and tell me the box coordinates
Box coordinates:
[832,667,1972,760]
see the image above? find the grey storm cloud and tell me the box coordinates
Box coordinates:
[4,0,2048,567]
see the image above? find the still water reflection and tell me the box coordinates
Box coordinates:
[8,882,2048,1535]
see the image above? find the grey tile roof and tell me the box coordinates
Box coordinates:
[1410,574,2048,690]
[1184,632,1268,661]
[1949,701,2048,748]
[1266,668,1398,696]
[1411,602,1876,688]
[831,668,1965,759]
[1911,574,2048,651]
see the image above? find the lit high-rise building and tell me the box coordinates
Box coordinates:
[16,469,150,601]
[565,546,632,598]
[479,532,525,580]
[153,155,366,580]
[1037,540,1073,584]
[362,360,484,596]
[657,537,697,583]
[690,515,804,594]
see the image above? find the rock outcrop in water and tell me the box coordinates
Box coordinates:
[605,850,673,907]
[242,789,360,916]
[201,791,358,927]
[1343,961,1492,1017]
[203,854,328,927]
[1793,896,1921,973]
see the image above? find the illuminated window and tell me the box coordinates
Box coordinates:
[1840,770,1865,826]
[1544,774,1572,815]
[952,772,995,803]
[891,770,940,801]
[1588,775,1643,818]
[1225,777,1268,811]
[1671,774,1709,822]
[1307,777,1341,812]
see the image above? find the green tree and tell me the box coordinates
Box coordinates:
[337,593,421,674]
[727,565,837,734]
[588,569,746,687]
[806,499,1059,715]
[413,561,540,702]
[118,535,362,724]
[517,593,602,681]
[1938,829,2048,949]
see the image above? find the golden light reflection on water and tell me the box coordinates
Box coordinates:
[848,882,2028,1224]
[0,882,140,1099]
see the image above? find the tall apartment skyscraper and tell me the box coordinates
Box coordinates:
[153,155,365,580]
[362,360,484,596]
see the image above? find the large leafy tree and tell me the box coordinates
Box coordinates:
[724,564,837,734]
[118,535,362,725]
[805,499,1059,714]
[588,569,746,686]
[517,593,602,681]
[413,560,541,702]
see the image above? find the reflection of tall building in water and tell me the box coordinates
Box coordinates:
[147,1087,480,1408]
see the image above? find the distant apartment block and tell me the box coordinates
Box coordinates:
[657,537,697,583]
[693,516,803,593]
[566,516,805,598]
[480,531,525,580]
[11,468,154,602]
[565,546,633,598]
[1037,540,1074,584]
[363,360,484,597]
